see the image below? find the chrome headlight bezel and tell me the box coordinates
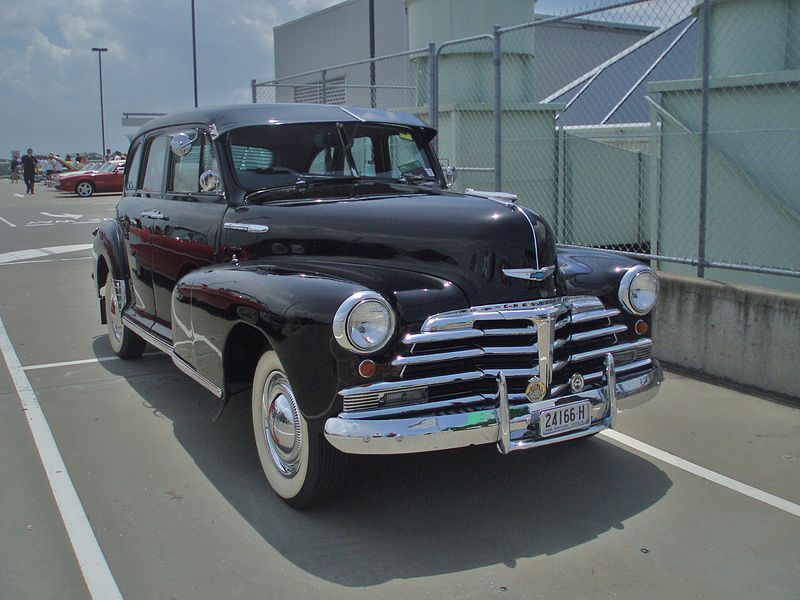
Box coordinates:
[618,265,659,316]
[333,291,396,354]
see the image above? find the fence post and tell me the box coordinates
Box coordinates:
[428,43,438,150]
[557,126,566,242]
[698,0,711,277]
[251,79,257,103]
[493,24,502,192]
[321,70,327,104]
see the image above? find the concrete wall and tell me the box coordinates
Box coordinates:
[653,272,800,400]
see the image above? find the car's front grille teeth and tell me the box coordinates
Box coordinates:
[340,296,652,415]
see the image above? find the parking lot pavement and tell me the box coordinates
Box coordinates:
[0,179,798,599]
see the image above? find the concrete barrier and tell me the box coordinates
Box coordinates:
[653,272,800,400]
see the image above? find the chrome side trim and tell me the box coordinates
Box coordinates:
[325,363,663,455]
[172,353,224,399]
[502,266,555,281]
[122,315,171,354]
[223,222,270,233]
[339,370,485,399]
[121,314,223,399]
[569,308,620,324]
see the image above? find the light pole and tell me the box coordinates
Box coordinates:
[91,47,108,157]
[191,0,198,107]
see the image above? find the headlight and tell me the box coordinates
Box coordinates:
[618,265,659,315]
[333,291,396,354]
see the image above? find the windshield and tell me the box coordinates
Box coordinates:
[97,162,117,172]
[226,122,438,191]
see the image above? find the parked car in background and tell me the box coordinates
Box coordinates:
[91,104,662,507]
[55,160,125,197]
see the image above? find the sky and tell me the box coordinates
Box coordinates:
[0,0,679,159]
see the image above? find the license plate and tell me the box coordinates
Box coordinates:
[539,401,591,437]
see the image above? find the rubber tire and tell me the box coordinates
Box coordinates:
[251,351,347,508]
[104,272,146,359]
[76,181,95,197]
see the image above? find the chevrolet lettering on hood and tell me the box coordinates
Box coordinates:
[91,103,662,508]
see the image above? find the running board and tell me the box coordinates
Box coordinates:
[122,314,224,399]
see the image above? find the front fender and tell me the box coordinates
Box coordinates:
[176,259,467,423]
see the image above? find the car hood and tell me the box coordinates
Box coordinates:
[224,191,558,307]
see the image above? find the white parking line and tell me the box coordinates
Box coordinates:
[0,315,124,600]
[23,352,162,371]
[0,215,16,227]
[0,257,92,267]
[0,244,92,264]
[600,429,800,518]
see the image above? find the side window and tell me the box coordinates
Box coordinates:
[125,143,142,190]
[350,136,375,176]
[141,135,169,193]
[170,130,202,194]
[387,133,432,178]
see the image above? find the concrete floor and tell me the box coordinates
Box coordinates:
[0,180,798,600]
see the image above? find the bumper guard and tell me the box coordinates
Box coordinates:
[324,355,662,455]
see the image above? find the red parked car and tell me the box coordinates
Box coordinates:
[55,160,125,197]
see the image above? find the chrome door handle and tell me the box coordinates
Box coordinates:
[224,222,270,233]
[141,210,168,220]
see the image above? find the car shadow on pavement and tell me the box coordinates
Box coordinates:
[94,336,672,587]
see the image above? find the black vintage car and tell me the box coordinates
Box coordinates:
[92,104,662,507]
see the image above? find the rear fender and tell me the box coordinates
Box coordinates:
[92,219,128,323]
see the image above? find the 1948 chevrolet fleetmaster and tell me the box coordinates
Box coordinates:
[92,104,662,507]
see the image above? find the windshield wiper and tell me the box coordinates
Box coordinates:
[397,173,438,186]
[244,175,361,201]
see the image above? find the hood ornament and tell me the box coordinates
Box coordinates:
[503,266,555,281]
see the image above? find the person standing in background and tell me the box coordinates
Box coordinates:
[9,155,20,183]
[21,148,37,194]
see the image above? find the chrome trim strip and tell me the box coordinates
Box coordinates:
[343,395,488,419]
[569,324,627,343]
[172,354,223,399]
[325,364,663,455]
[502,266,555,281]
[338,106,366,122]
[122,315,171,354]
[403,329,485,344]
[570,338,652,363]
[569,308,620,324]
[391,347,484,367]
[497,373,511,454]
[223,222,270,233]
[605,353,617,429]
[122,314,223,399]
[339,370,485,399]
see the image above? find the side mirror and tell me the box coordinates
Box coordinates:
[199,169,221,193]
[444,165,457,188]
[170,132,196,157]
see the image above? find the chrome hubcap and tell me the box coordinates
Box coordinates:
[77,183,91,196]
[108,283,123,342]
[262,373,302,478]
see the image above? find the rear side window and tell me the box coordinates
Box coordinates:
[141,135,169,192]
[170,131,202,194]
[125,143,142,190]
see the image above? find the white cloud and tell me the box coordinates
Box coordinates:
[0,0,335,157]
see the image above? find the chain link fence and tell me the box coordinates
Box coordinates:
[251,0,800,289]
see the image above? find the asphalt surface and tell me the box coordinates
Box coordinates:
[0,178,798,600]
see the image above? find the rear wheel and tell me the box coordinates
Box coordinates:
[252,351,346,508]
[104,272,146,358]
[76,181,95,197]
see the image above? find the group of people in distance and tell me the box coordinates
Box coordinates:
[9,148,126,195]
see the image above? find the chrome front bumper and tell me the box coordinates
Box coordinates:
[324,356,663,455]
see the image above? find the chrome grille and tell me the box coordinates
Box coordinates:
[340,296,653,414]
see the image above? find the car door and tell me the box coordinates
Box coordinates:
[98,162,125,192]
[146,128,227,342]
[117,136,166,322]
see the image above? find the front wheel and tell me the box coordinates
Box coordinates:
[104,272,146,358]
[252,351,346,508]
[76,181,95,197]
